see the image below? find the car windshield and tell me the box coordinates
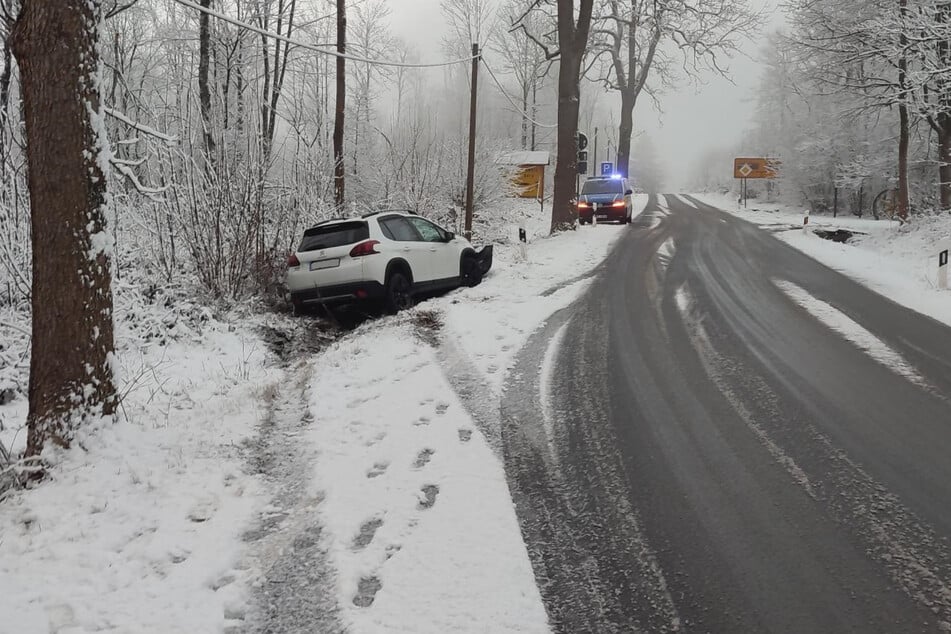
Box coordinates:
[298,221,369,252]
[582,179,623,195]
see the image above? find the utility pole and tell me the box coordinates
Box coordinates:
[464,43,480,240]
[593,127,598,178]
[333,0,346,211]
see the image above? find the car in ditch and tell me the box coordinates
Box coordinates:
[286,211,493,314]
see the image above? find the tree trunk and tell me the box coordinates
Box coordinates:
[550,0,595,233]
[940,115,951,211]
[521,84,529,150]
[11,0,117,457]
[198,0,215,162]
[551,50,583,232]
[616,90,635,178]
[897,0,910,221]
[333,0,346,211]
[936,2,951,211]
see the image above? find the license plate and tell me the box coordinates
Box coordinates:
[310,258,340,271]
[597,215,608,220]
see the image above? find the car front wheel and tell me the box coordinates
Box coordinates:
[460,256,484,287]
[384,272,414,314]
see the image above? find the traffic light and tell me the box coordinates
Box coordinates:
[577,132,589,174]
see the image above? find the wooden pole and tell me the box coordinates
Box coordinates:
[333,0,346,211]
[464,43,480,240]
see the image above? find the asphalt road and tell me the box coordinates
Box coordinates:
[501,195,951,633]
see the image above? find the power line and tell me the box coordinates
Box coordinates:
[481,60,558,129]
[172,0,476,69]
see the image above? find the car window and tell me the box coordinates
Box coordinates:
[379,221,396,241]
[407,217,445,243]
[379,217,421,242]
[298,221,369,252]
[581,179,623,195]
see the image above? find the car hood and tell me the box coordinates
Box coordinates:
[580,193,624,204]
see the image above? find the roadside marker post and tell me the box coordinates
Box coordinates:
[519,227,528,262]
[938,239,950,290]
[803,208,811,234]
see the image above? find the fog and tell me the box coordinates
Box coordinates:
[388,0,785,190]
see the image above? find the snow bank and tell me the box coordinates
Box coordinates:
[0,308,275,633]
[434,195,647,396]
[305,322,549,633]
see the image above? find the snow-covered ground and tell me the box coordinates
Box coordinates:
[0,196,646,633]
[290,196,646,632]
[694,192,951,328]
[1,302,277,632]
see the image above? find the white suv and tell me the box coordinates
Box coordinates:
[286,212,491,314]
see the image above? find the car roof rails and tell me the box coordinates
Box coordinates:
[362,209,420,218]
[307,217,350,228]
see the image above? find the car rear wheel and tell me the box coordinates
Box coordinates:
[384,271,414,314]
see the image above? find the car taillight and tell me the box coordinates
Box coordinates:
[349,240,380,257]
[287,253,301,267]
[611,201,626,208]
[578,202,591,209]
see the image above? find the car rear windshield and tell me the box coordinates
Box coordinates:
[581,179,623,195]
[298,221,369,252]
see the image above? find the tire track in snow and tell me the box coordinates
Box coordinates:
[674,278,951,630]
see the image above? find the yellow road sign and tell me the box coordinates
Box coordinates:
[734,157,780,180]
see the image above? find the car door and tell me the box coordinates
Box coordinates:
[406,217,458,284]
[378,216,435,282]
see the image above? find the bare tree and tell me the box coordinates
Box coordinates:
[552,0,596,232]
[491,0,552,149]
[591,0,760,178]
[198,0,215,161]
[11,0,117,457]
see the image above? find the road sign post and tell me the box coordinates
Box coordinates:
[734,157,780,208]
[939,239,950,290]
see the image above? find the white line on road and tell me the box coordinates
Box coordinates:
[679,197,698,209]
[774,280,931,390]
[539,321,570,466]
[657,238,676,269]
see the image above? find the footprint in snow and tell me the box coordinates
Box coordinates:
[364,431,387,447]
[435,402,449,415]
[352,517,384,551]
[353,576,382,607]
[366,462,389,478]
[417,484,439,510]
[458,428,472,443]
[414,416,431,427]
[414,448,434,469]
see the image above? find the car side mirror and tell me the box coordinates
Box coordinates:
[445,232,455,242]
[625,189,634,196]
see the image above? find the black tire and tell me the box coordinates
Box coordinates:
[384,271,414,314]
[460,255,484,287]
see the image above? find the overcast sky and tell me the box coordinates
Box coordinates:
[387,0,785,188]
